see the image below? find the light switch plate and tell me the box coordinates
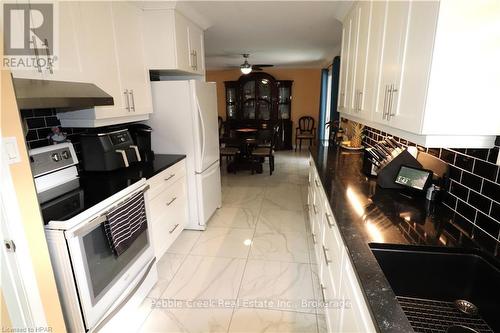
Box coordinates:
[2,137,21,164]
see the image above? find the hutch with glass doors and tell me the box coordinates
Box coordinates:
[224,73,293,150]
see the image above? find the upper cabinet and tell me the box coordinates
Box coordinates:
[142,10,205,75]
[56,2,152,127]
[339,0,500,148]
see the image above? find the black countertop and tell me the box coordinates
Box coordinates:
[41,154,185,223]
[309,142,494,332]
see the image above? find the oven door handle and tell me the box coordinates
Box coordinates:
[66,185,150,238]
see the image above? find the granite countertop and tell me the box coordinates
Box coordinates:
[309,142,491,332]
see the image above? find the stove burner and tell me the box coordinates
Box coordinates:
[455,299,479,316]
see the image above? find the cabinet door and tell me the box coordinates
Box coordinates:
[345,10,358,114]
[75,2,124,119]
[47,1,83,82]
[112,2,152,116]
[375,0,410,125]
[338,12,353,113]
[188,22,205,75]
[10,1,44,80]
[351,2,372,119]
[174,12,192,73]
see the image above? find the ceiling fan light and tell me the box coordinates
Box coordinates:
[241,66,252,74]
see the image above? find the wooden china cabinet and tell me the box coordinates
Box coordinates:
[224,72,293,150]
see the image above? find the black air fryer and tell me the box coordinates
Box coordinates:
[129,123,154,162]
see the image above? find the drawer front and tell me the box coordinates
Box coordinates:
[147,159,186,199]
[320,260,343,333]
[148,176,186,223]
[150,181,188,258]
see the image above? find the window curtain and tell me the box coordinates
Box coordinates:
[318,68,329,141]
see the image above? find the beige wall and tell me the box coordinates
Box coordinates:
[1,70,66,331]
[206,68,322,142]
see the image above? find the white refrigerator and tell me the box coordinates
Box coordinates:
[147,80,221,230]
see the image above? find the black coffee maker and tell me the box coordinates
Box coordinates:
[129,123,154,162]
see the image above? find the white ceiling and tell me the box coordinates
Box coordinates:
[137,1,353,69]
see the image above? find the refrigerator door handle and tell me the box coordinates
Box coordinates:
[195,97,206,168]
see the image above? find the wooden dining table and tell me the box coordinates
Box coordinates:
[224,128,263,173]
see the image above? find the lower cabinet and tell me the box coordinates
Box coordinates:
[308,157,377,333]
[146,160,188,259]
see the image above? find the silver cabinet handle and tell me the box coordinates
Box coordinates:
[320,283,327,302]
[194,50,198,71]
[43,38,53,74]
[382,85,389,119]
[124,89,130,111]
[313,204,318,215]
[315,179,320,187]
[166,197,177,206]
[129,90,135,112]
[357,91,363,112]
[325,213,335,228]
[169,223,180,234]
[190,50,196,70]
[32,36,42,73]
[164,174,175,181]
[322,245,332,265]
[312,233,317,245]
[388,85,398,119]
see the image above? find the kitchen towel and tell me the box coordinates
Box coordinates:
[104,191,148,256]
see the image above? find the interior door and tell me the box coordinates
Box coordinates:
[192,81,219,173]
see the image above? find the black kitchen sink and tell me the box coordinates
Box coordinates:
[370,243,500,333]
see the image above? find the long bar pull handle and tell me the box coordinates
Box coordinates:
[169,223,180,234]
[32,36,42,73]
[325,213,335,228]
[322,245,332,265]
[166,197,177,206]
[313,204,318,215]
[312,233,317,245]
[43,38,53,74]
[164,174,175,181]
[124,89,130,112]
[129,90,135,112]
[382,85,389,119]
[388,85,398,119]
[358,91,363,112]
[315,179,320,187]
[320,284,327,303]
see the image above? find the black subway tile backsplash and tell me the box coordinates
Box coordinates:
[468,190,492,215]
[455,154,474,171]
[461,171,482,192]
[473,159,499,182]
[450,181,469,202]
[25,117,46,129]
[361,123,500,254]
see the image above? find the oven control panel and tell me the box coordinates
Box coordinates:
[29,143,78,177]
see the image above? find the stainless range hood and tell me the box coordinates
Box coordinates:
[12,78,114,110]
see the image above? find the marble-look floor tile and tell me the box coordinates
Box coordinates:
[256,207,307,233]
[249,231,309,263]
[148,253,186,298]
[238,260,315,313]
[162,255,246,301]
[263,183,304,211]
[228,308,318,333]
[222,186,264,215]
[208,207,258,229]
[190,227,254,258]
[140,308,233,333]
[167,230,202,255]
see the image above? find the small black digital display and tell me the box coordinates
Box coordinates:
[394,165,432,191]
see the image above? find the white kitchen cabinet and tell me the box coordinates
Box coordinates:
[142,9,205,75]
[146,160,188,259]
[57,2,151,127]
[308,157,377,333]
[111,2,153,116]
[337,12,352,113]
[339,0,499,148]
[350,1,372,119]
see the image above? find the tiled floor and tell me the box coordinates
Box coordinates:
[137,150,326,332]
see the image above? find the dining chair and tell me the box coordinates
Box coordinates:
[250,124,279,175]
[295,116,316,151]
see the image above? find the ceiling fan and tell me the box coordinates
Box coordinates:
[240,54,273,74]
